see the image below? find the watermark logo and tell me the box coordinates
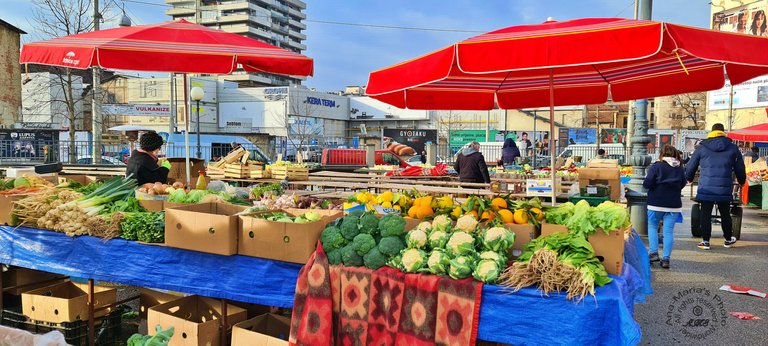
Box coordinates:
[62,51,80,65]
[666,287,727,340]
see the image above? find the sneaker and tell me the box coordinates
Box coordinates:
[649,253,660,262]
[660,259,670,269]
[697,241,711,250]
[724,237,737,248]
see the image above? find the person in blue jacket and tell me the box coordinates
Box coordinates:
[685,123,747,250]
[643,145,687,269]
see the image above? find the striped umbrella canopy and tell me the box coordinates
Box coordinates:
[367,17,768,110]
[20,19,313,76]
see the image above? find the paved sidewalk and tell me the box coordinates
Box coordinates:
[635,191,768,345]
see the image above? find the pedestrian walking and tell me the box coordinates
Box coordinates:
[685,123,747,250]
[643,145,687,268]
[455,141,491,184]
[501,138,520,166]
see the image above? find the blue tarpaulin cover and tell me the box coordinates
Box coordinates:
[0,226,646,345]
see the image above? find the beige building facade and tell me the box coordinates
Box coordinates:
[0,19,25,127]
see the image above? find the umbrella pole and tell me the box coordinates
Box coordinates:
[184,73,191,187]
[549,69,556,206]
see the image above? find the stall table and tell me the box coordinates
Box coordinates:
[0,226,649,345]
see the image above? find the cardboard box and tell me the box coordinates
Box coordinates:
[2,267,67,295]
[232,314,291,346]
[21,281,117,323]
[540,223,625,275]
[139,199,165,212]
[0,194,28,226]
[238,209,343,264]
[57,175,100,186]
[578,167,621,201]
[165,203,248,255]
[167,158,206,183]
[503,224,539,258]
[139,288,184,319]
[148,295,247,346]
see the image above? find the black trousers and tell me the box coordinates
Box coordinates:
[699,201,732,242]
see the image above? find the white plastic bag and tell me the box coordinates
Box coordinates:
[0,325,68,346]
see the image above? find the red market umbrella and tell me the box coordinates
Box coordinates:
[367,17,768,203]
[728,123,768,142]
[20,19,313,76]
[21,19,313,185]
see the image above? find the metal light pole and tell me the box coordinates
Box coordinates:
[191,87,204,159]
[596,105,601,150]
[626,0,654,235]
[92,0,102,164]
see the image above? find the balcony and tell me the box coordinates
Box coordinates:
[217,1,249,11]
[165,7,196,16]
[284,0,306,10]
[248,27,274,41]
[165,0,195,4]
[288,7,306,19]
[271,23,289,34]
[217,13,249,23]
[219,23,250,34]
[288,19,306,30]
[271,10,289,22]
[287,40,306,51]
[288,30,306,40]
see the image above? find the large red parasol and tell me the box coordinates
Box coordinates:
[727,123,768,142]
[20,19,313,76]
[367,17,768,110]
[367,17,768,203]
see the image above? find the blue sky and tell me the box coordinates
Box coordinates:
[1,0,711,91]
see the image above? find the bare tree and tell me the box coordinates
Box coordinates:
[436,111,465,156]
[28,0,112,163]
[270,93,324,162]
[667,92,707,130]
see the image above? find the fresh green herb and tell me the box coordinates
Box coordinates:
[251,183,284,199]
[120,212,165,243]
[105,197,144,214]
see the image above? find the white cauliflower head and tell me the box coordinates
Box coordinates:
[455,214,478,233]
[446,231,475,255]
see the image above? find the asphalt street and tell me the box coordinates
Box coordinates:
[635,187,768,345]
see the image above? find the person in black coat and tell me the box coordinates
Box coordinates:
[643,145,687,269]
[126,131,171,185]
[501,138,520,166]
[454,141,491,184]
[685,123,747,250]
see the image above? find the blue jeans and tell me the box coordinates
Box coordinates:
[647,210,678,260]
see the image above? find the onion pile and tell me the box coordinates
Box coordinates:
[136,181,185,196]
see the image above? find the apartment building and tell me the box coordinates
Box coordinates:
[166,0,308,87]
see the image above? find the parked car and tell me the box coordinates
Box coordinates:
[320,149,411,171]
[406,155,446,165]
[75,156,126,165]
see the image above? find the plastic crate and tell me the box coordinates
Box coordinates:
[568,194,610,207]
[1,305,126,346]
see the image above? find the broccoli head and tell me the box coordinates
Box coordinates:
[352,233,376,256]
[327,248,342,265]
[358,213,380,234]
[320,226,347,251]
[348,210,365,219]
[340,215,361,240]
[378,214,406,237]
[340,244,364,267]
[378,236,405,257]
[363,248,388,270]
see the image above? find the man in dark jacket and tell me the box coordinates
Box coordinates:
[501,138,520,166]
[126,131,171,185]
[685,123,746,250]
[455,141,491,184]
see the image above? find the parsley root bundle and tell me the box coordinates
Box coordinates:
[499,232,612,302]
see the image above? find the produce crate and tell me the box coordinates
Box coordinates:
[1,305,126,346]
[568,194,610,206]
[270,166,309,181]
[225,163,251,179]
[250,169,271,179]
[206,166,226,180]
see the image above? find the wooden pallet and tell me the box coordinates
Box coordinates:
[209,147,250,169]
[586,159,619,168]
[250,169,272,179]
[206,166,226,180]
[271,166,309,180]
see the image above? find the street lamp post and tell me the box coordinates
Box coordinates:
[191,87,204,159]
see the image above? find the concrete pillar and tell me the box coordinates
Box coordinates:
[366,144,376,167]
[426,143,437,165]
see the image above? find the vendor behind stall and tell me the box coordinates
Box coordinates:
[126,131,171,185]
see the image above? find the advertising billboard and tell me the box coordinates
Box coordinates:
[383,129,437,155]
[565,128,597,145]
[599,129,627,144]
[710,1,768,111]
[0,130,58,159]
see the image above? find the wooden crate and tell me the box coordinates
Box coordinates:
[250,169,271,179]
[225,163,251,179]
[206,166,226,180]
[271,166,309,180]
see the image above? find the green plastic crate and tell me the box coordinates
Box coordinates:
[568,194,610,207]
